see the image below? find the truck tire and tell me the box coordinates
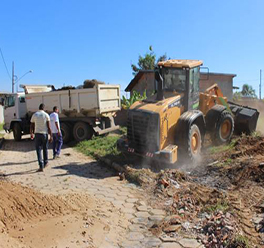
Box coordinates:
[60,122,72,144]
[13,123,22,141]
[73,122,93,142]
[212,110,234,145]
[187,124,202,161]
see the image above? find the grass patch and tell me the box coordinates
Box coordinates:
[75,127,127,164]
[76,135,121,158]
[227,234,250,248]
[0,123,3,131]
[209,138,237,154]
[204,199,230,213]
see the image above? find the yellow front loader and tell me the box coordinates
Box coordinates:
[118,59,259,164]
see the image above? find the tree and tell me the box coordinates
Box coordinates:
[131,46,167,75]
[241,84,257,98]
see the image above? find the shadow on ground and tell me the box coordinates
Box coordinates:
[52,161,118,180]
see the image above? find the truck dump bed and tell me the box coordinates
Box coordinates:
[23,84,121,117]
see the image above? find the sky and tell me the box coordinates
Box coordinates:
[0,0,264,97]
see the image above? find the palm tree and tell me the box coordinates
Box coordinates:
[241,84,257,98]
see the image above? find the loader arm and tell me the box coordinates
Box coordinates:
[199,84,229,115]
[200,83,259,135]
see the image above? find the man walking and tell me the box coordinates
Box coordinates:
[50,106,63,159]
[30,103,52,172]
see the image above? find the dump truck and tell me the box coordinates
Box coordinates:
[118,59,259,163]
[2,83,121,142]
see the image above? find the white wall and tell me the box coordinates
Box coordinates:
[0,105,4,123]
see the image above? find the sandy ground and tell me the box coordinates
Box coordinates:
[0,134,132,248]
[0,179,128,248]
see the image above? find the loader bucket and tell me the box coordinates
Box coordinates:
[228,102,259,135]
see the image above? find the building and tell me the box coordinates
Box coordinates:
[0,105,4,124]
[200,72,236,100]
[125,71,236,100]
[125,71,155,97]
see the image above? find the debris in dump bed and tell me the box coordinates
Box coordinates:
[83,79,105,88]
[57,85,76,91]
[56,79,105,91]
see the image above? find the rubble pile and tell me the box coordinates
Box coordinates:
[230,135,264,158]
[196,211,239,248]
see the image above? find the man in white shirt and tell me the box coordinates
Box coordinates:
[30,103,52,172]
[50,106,63,159]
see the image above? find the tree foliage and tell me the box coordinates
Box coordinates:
[241,84,257,98]
[131,46,167,75]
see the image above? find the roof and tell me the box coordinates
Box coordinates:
[201,72,236,78]
[125,70,154,92]
[158,59,203,68]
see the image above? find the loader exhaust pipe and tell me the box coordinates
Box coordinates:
[155,70,164,101]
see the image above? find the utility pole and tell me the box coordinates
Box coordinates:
[260,70,262,100]
[12,61,15,93]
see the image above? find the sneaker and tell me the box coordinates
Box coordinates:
[36,168,44,172]
[53,154,60,159]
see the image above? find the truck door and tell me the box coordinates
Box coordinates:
[4,95,16,129]
[188,67,200,110]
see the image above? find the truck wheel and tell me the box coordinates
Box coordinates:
[187,124,202,161]
[60,122,72,144]
[13,123,22,141]
[212,111,234,145]
[73,122,93,142]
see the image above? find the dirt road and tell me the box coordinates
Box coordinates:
[0,134,203,248]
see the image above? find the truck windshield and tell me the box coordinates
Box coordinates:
[163,68,186,92]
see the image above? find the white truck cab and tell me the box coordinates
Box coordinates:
[2,92,28,140]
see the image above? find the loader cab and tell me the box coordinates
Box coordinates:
[156,59,203,112]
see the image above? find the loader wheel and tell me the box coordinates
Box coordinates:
[213,111,234,145]
[60,122,72,144]
[73,122,93,142]
[187,124,202,161]
[13,123,22,141]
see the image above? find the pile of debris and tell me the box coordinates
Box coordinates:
[196,210,239,247]
[230,135,264,158]
[56,79,105,91]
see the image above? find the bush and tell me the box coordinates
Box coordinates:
[121,90,147,109]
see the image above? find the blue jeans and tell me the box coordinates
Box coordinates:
[52,133,63,157]
[35,133,48,169]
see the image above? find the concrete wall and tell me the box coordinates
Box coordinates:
[130,73,155,97]
[0,105,4,124]
[200,73,235,100]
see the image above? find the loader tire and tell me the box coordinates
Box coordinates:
[13,123,22,141]
[60,122,72,144]
[73,122,93,142]
[212,111,234,145]
[187,124,202,161]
